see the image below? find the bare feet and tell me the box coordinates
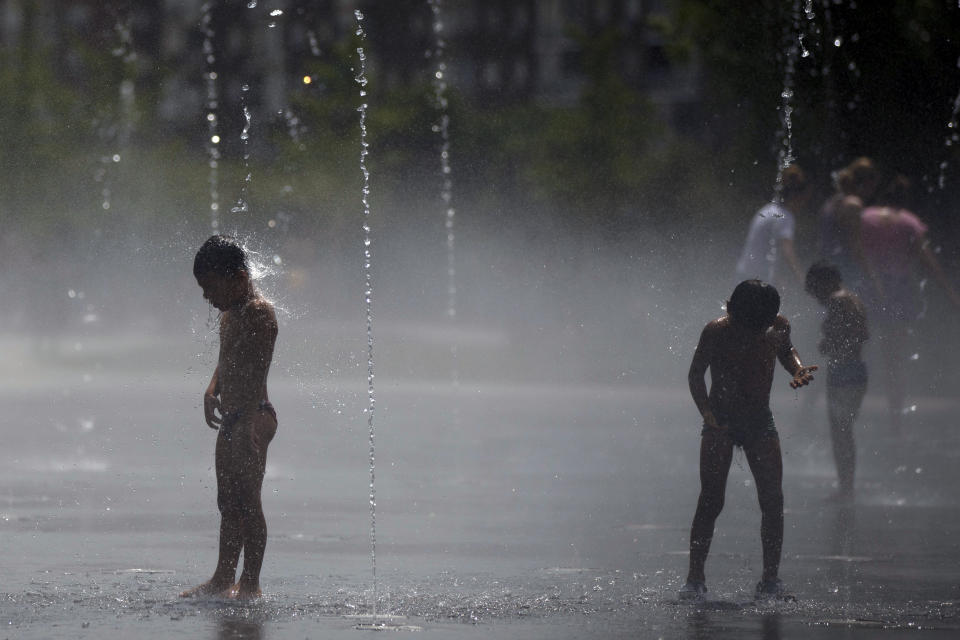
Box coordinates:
[179,579,234,599]
[225,580,262,602]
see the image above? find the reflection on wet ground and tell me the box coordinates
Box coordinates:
[1,375,959,638]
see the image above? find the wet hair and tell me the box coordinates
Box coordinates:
[876,173,912,209]
[805,260,842,296]
[727,280,781,332]
[834,157,878,195]
[779,164,809,201]
[193,235,248,279]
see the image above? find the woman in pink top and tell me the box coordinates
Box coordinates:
[860,175,960,430]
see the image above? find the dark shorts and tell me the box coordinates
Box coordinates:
[827,361,868,387]
[703,408,778,448]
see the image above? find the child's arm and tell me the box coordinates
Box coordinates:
[778,237,803,284]
[688,322,721,430]
[774,316,817,388]
[918,238,960,308]
[204,366,222,429]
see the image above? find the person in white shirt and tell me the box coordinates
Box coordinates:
[736,166,813,287]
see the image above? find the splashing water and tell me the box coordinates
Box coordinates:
[230,85,253,217]
[428,0,459,385]
[307,30,321,57]
[937,62,960,189]
[773,0,803,203]
[428,0,456,323]
[201,3,221,230]
[282,109,305,148]
[354,9,379,619]
[96,17,136,212]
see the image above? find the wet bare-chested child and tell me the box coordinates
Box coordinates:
[679,280,817,601]
[181,235,279,601]
[805,261,869,501]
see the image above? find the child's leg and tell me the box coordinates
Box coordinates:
[214,430,245,582]
[745,436,783,583]
[827,383,866,494]
[687,429,734,584]
[234,411,277,596]
[180,431,243,597]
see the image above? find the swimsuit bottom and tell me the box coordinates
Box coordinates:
[221,401,277,440]
[827,361,868,387]
[703,407,777,448]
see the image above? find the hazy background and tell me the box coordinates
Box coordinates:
[2,0,959,391]
[2,3,960,637]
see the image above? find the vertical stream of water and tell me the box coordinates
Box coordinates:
[201,3,221,231]
[773,0,803,202]
[428,0,458,384]
[353,9,379,618]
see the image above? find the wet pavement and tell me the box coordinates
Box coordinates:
[1,334,959,638]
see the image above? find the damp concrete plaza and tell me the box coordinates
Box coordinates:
[1,327,958,639]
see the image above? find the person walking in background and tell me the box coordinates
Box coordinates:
[818,157,881,295]
[860,175,960,431]
[805,262,869,501]
[735,165,813,289]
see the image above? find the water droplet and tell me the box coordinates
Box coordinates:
[270,9,283,16]
[247,0,257,7]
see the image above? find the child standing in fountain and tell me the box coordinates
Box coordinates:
[181,235,279,601]
[805,262,869,501]
[680,280,817,601]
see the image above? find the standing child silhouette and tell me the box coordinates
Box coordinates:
[181,235,279,601]
[680,280,817,601]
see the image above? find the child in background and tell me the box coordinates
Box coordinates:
[805,261,869,501]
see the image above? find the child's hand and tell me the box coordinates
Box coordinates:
[204,392,222,429]
[790,365,818,389]
[702,409,726,432]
